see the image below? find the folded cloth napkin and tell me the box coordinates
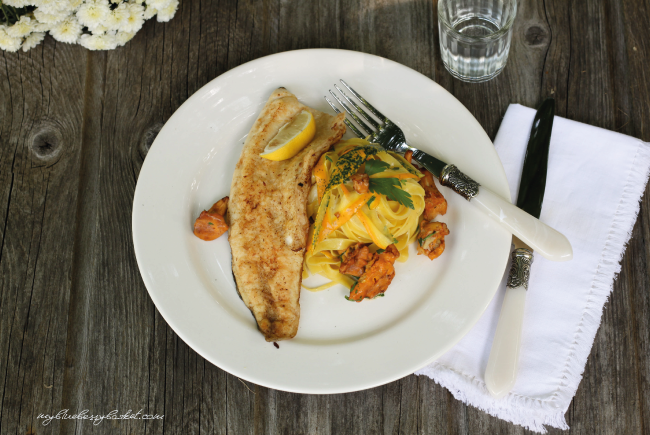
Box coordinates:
[415,104,650,433]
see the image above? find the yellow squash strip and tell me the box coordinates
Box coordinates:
[387,151,424,178]
[357,207,393,249]
[309,190,331,254]
[368,172,419,181]
[317,192,375,245]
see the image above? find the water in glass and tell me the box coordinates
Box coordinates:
[438,0,517,83]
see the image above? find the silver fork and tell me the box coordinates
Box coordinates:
[325,80,573,262]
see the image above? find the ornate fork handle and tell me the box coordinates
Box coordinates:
[439,164,481,200]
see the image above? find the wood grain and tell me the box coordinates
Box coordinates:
[0,0,648,434]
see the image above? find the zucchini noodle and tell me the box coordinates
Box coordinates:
[303,138,425,291]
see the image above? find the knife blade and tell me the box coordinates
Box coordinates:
[484,98,556,398]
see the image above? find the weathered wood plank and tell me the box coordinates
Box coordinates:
[0,40,87,434]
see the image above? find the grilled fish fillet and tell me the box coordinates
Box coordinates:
[228,88,346,341]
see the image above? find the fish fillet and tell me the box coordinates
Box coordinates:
[228,88,346,341]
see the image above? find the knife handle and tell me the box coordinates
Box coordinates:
[485,246,533,399]
[438,165,573,262]
[472,187,572,261]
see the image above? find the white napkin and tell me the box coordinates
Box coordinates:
[415,104,650,433]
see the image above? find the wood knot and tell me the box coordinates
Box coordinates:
[140,123,163,159]
[30,126,62,163]
[524,26,548,46]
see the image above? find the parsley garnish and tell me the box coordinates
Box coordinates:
[208,222,214,226]
[366,196,376,208]
[325,155,333,163]
[376,248,385,254]
[368,178,414,209]
[365,160,392,176]
[419,233,434,247]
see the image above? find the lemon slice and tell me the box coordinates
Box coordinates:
[260,110,316,161]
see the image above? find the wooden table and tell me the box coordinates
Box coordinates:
[1,0,648,433]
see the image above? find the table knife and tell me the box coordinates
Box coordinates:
[484,98,557,398]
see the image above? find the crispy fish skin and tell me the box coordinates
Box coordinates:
[228,88,346,341]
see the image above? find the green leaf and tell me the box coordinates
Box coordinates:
[368,178,414,209]
[366,196,376,208]
[208,222,214,226]
[418,233,433,247]
[376,248,385,254]
[325,155,333,163]
[0,5,35,25]
[364,160,392,176]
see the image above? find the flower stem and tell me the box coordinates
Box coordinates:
[0,5,9,24]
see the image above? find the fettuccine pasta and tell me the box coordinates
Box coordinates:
[303,138,425,291]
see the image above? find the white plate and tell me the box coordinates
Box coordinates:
[133,49,511,394]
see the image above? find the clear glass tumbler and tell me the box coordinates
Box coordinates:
[438,0,517,82]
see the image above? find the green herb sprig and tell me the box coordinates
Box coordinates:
[368,178,414,209]
[364,159,414,209]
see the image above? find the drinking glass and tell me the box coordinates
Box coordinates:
[438,0,517,82]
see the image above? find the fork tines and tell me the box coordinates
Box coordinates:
[325,80,388,141]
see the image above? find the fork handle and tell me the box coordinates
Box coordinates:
[436,165,573,262]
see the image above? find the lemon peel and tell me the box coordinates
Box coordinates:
[260,110,316,161]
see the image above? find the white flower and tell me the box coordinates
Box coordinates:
[156,0,178,22]
[34,0,70,13]
[76,0,111,31]
[79,33,118,50]
[115,30,135,46]
[0,26,22,52]
[143,4,157,20]
[148,0,173,8]
[105,2,129,31]
[122,2,145,33]
[3,0,32,7]
[50,17,83,43]
[6,16,35,38]
[34,8,71,25]
[92,24,109,35]
[22,32,46,51]
[0,0,178,53]
[69,0,83,9]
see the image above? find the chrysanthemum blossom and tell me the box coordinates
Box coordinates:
[3,0,32,7]
[34,8,71,25]
[143,4,157,20]
[79,33,118,50]
[105,2,129,31]
[76,0,111,31]
[0,27,22,52]
[22,32,46,51]
[147,0,173,9]
[50,17,83,43]
[34,0,70,13]
[115,30,135,46]
[157,0,179,22]
[1,0,179,52]
[123,2,145,33]
[6,16,35,38]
